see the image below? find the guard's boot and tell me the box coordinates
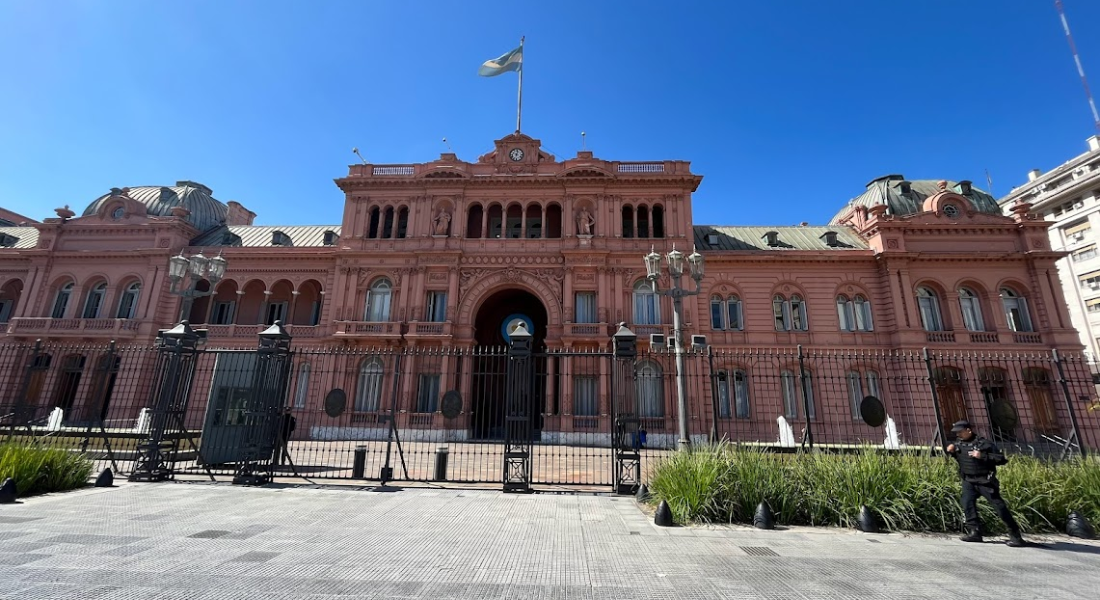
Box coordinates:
[1006,529,1025,548]
[960,528,983,543]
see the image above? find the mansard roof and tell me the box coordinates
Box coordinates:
[84,181,228,232]
[192,225,341,248]
[0,226,39,249]
[830,176,1000,224]
[693,225,867,251]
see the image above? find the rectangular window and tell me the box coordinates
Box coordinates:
[575,292,597,324]
[633,291,659,325]
[212,301,236,325]
[847,371,863,420]
[309,301,322,326]
[416,374,440,413]
[733,371,750,418]
[711,299,725,330]
[773,299,787,331]
[781,370,814,419]
[426,292,447,322]
[573,376,598,416]
[716,372,731,418]
[1074,245,1098,262]
[727,299,742,330]
[266,301,288,326]
[0,299,11,324]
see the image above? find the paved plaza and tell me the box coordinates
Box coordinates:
[2,482,1100,599]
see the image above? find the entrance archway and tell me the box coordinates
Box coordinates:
[471,288,548,439]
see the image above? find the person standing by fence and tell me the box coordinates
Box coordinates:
[946,420,1024,547]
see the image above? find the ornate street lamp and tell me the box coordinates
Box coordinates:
[167,251,227,322]
[643,245,705,450]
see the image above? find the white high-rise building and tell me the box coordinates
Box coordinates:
[1000,135,1100,360]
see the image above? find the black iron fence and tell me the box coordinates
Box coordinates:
[2,330,1098,492]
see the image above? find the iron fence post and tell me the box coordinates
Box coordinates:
[503,323,533,493]
[707,346,719,444]
[922,347,948,456]
[130,322,201,482]
[233,321,293,485]
[1052,348,1088,460]
[796,345,813,450]
[611,324,640,495]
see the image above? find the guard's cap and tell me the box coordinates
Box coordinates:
[950,420,972,433]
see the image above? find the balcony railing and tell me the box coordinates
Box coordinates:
[969,332,999,344]
[926,332,956,343]
[334,321,401,337]
[372,166,415,175]
[617,162,665,173]
[7,317,142,336]
[408,321,452,337]
[632,324,665,337]
[200,324,328,339]
[565,323,607,337]
[1013,332,1043,344]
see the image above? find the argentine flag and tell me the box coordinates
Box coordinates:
[478,45,523,77]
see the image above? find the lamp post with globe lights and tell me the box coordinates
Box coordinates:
[167,251,228,323]
[644,245,705,449]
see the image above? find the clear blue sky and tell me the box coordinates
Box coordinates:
[2,0,1099,227]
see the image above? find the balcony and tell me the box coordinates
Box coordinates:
[333,321,402,339]
[564,323,609,339]
[925,332,956,343]
[6,317,143,338]
[406,321,452,337]
[1013,332,1043,344]
[969,332,999,344]
[632,324,666,337]
[200,323,329,340]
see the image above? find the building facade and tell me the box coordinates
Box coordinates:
[0,132,1092,451]
[998,135,1100,360]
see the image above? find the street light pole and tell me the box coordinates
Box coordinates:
[167,251,228,323]
[644,245,705,450]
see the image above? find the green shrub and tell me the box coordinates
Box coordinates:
[0,440,94,497]
[648,445,1100,534]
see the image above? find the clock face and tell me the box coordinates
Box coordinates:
[509,148,525,161]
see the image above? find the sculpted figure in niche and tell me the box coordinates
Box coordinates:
[433,210,451,236]
[576,207,595,236]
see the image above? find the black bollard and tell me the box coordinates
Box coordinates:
[753,501,775,530]
[635,484,649,503]
[1067,511,1097,540]
[94,468,114,488]
[857,505,880,533]
[0,477,16,504]
[654,500,675,527]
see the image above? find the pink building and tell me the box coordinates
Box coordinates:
[0,133,1095,456]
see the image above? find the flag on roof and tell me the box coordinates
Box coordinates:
[478,44,523,77]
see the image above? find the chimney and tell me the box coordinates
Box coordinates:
[820,231,839,247]
[1089,135,1100,152]
[226,201,256,226]
[762,231,779,247]
[1028,169,1041,182]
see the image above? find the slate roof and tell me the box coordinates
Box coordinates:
[83,181,228,232]
[693,225,867,251]
[191,225,341,248]
[830,177,1000,224]
[0,227,39,250]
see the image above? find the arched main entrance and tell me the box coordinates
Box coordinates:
[471,288,548,439]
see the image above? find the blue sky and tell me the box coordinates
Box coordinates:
[2,0,1099,227]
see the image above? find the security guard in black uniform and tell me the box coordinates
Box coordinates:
[946,420,1024,547]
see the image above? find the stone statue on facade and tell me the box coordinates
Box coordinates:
[576,207,595,236]
[433,210,451,236]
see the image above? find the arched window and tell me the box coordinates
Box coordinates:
[82,282,108,319]
[506,204,523,238]
[1000,288,1033,332]
[466,203,484,238]
[621,206,634,239]
[116,282,141,319]
[837,295,853,331]
[633,280,660,325]
[780,369,815,419]
[382,207,394,239]
[916,287,944,332]
[395,207,408,238]
[774,294,808,331]
[853,295,873,331]
[846,369,881,420]
[773,295,787,331]
[790,295,807,330]
[51,282,73,319]
[716,369,750,418]
[525,203,543,239]
[364,279,392,322]
[652,205,665,238]
[635,360,664,417]
[355,358,385,412]
[958,288,984,332]
[545,203,563,238]
[367,207,380,238]
[637,205,650,238]
[294,363,310,409]
[711,295,742,330]
[487,203,503,238]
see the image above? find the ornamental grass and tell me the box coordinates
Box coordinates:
[648,443,1100,534]
[0,440,94,497]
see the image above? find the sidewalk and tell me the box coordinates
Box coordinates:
[1,482,1098,599]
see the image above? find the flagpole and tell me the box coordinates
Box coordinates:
[516,36,524,133]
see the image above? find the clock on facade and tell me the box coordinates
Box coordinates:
[509,148,525,161]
